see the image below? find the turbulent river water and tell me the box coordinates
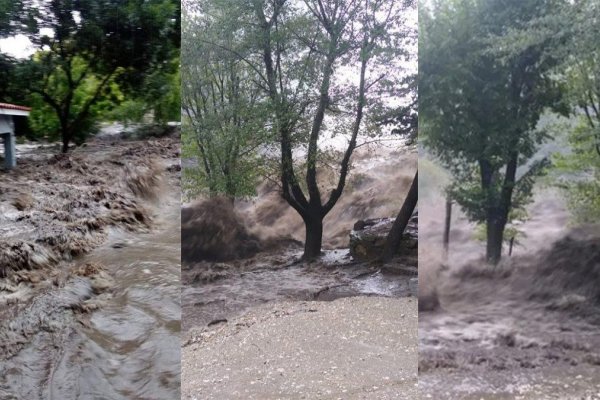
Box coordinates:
[182,249,417,332]
[181,144,419,333]
[419,159,600,399]
[0,188,181,400]
[0,136,182,400]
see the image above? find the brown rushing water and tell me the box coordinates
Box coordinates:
[182,249,417,333]
[418,163,600,399]
[0,188,181,400]
[181,144,418,334]
[0,137,181,400]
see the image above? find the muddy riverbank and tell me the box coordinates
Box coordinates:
[0,133,181,399]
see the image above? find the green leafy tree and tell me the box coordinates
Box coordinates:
[420,0,566,264]
[196,0,416,260]
[497,0,600,224]
[181,1,271,200]
[25,55,124,142]
[9,0,180,152]
[552,0,600,222]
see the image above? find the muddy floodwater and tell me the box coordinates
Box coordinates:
[419,181,600,399]
[182,249,417,332]
[0,134,181,399]
[181,144,418,334]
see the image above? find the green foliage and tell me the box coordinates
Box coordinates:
[105,99,147,125]
[483,0,600,223]
[554,120,600,223]
[421,0,566,260]
[24,55,122,141]
[555,1,600,222]
[181,1,274,199]
[0,53,23,103]
[0,0,23,36]
[106,58,181,125]
[4,0,180,151]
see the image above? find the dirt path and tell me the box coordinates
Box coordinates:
[182,296,417,400]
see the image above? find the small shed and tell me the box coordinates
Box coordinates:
[0,103,31,169]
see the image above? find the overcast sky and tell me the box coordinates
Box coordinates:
[0,26,55,59]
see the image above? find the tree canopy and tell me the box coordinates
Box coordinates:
[420,0,569,264]
[1,0,180,151]
[183,0,417,259]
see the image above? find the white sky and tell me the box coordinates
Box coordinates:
[0,34,35,58]
[0,28,54,58]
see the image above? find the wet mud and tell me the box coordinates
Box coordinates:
[0,132,181,399]
[419,177,600,398]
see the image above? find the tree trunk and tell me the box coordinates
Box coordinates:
[443,197,452,262]
[486,213,505,265]
[486,153,517,265]
[61,136,70,153]
[60,117,70,153]
[303,216,323,261]
[381,171,418,262]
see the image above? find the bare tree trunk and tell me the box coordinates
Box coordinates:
[381,171,418,262]
[486,213,505,265]
[443,197,452,262]
[60,118,70,153]
[303,214,323,261]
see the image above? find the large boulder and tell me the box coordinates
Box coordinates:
[349,211,418,261]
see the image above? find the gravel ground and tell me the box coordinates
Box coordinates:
[182,296,417,400]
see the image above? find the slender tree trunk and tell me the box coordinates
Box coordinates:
[443,197,452,261]
[486,213,505,265]
[381,171,418,262]
[61,136,70,153]
[303,214,323,261]
[486,153,517,264]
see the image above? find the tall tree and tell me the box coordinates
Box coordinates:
[420,0,566,264]
[181,0,271,199]
[200,0,415,260]
[10,0,180,152]
[551,0,600,222]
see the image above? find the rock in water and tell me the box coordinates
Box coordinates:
[349,212,418,261]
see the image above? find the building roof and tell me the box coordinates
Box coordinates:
[0,103,32,112]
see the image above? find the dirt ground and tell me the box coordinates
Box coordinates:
[182,296,418,400]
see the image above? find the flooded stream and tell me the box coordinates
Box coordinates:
[182,249,417,332]
[0,135,181,399]
[418,160,600,398]
[0,188,181,400]
[181,144,418,333]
